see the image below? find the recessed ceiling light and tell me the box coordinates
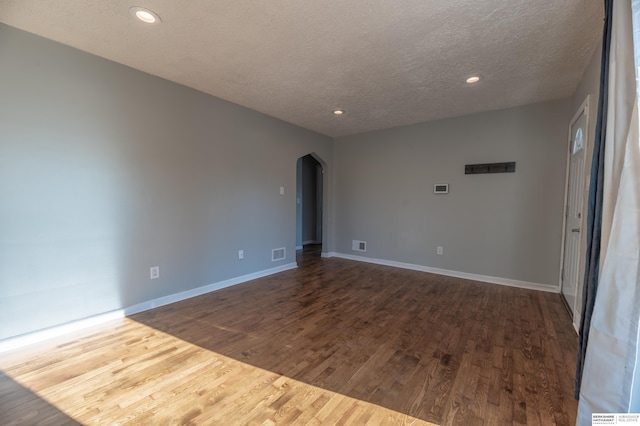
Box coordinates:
[130,6,161,24]
[333,109,345,115]
[466,76,480,84]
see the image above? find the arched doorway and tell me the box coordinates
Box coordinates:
[296,154,324,262]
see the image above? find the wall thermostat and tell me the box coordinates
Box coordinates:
[434,184,449,194]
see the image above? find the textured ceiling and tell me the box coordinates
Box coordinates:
[0,1,602,137]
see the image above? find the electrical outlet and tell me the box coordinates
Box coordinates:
[280,186,285,195]
[238,250,244,260]
[437,246,443,255]
[150,266,160,279]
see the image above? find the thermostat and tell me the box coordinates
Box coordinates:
[434,184,449,194]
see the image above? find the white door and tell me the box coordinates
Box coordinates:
[561,106,588,321]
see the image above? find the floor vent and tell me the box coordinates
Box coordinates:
[272,247,286,261]
[352,240,367,252]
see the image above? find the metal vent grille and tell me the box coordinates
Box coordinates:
[272,247,286,261]
[465,162,516,174]
[352,240,367,252]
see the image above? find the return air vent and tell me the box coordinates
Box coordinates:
[272,247,286,262]
[352,240,367,252]
[465,162,516,174]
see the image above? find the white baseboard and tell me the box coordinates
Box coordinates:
[0,310,128,354]
[0,262,297,353]
[0,254,558,354]
[122,263,297,316]
[325,252,559,293]
[573,315,581,334]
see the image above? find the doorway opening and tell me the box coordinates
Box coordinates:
[296,154,324,264]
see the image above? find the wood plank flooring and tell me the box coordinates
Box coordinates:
[0,246,578,425]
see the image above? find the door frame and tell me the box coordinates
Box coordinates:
[558,95,590,331]
[315,163,323,245]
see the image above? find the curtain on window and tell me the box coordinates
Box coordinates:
[576,0,640,423]
[575,0,611,400]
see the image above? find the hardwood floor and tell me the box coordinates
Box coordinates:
[0,246,578,425]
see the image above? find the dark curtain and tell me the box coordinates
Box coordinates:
[575,0,613,399]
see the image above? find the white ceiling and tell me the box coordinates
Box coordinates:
[0,1,602,137]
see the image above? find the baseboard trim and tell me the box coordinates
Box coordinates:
[572,315,581,334]
[325,252,559,294]
[0,310,128,354]
[0,262,297,353]
[123,263,297,316]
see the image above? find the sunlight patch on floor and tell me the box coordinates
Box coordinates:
[0,317,439,425]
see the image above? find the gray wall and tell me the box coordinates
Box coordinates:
[0,24,333,339]
[333,100,571,286]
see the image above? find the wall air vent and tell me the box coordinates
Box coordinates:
[352,240,367,252]
[434,184,449,194]
[465,162,516,175]
[272,247,286,262]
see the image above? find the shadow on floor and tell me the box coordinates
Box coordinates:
[0,371,82,426]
